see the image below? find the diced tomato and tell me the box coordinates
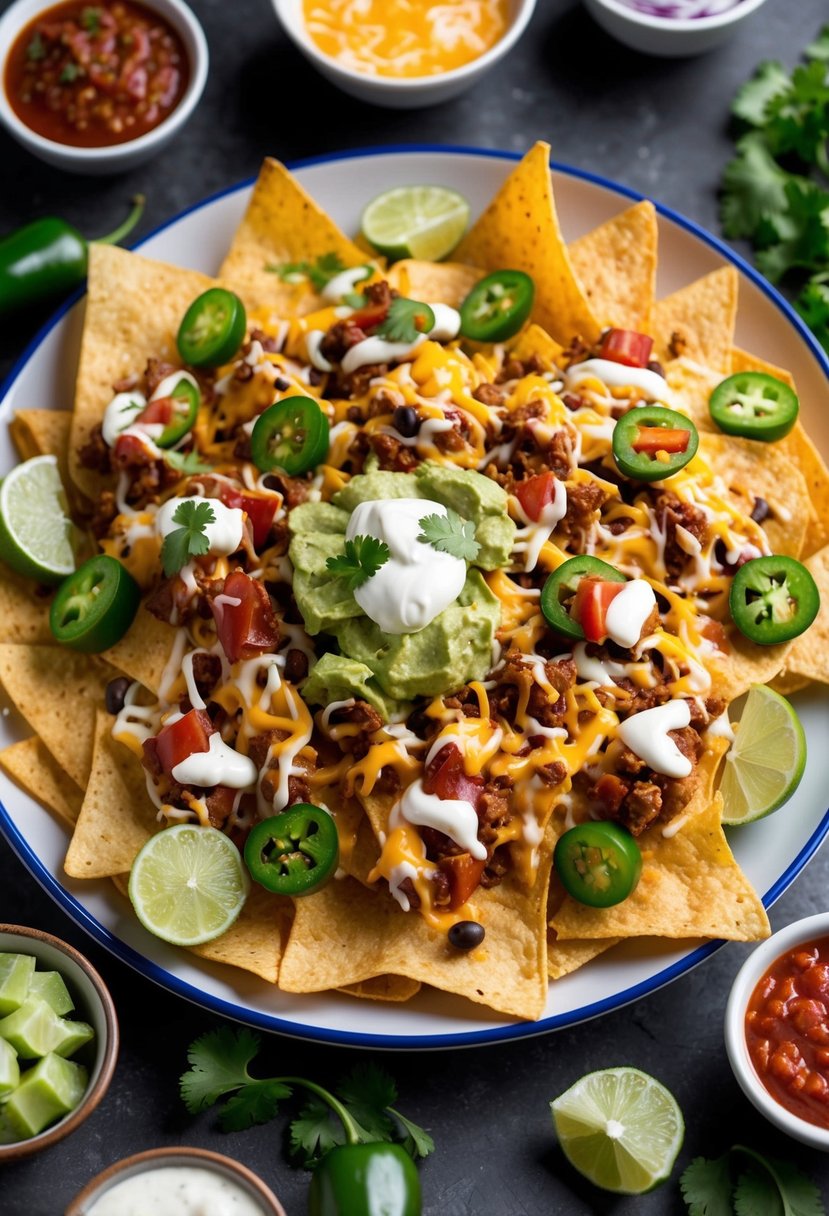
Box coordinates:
[348,303,389,332]
[515,472,558,522]
[598,328,654,368]
[135,397,174,427]
[220,488,278,550]
[154,708,214,776]
[632,426,691,455]
[422,743,484,809]
[700,617,730,653]
[439,853,487,910]
[211,570,280,664]
[571,578,625,644]
[112,432,156,468]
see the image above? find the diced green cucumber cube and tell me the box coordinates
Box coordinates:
[4,1053,88,1138]
[0,954,35,1016]
[53,1019,94,1058]
[0,1037,19,1099]
[28,971,74,1016]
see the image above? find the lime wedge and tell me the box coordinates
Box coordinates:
[551,1067,684,1194]
[129,825,250,947]
[361,185,470,262]
[0,455,77,583]
[720,684,806,825]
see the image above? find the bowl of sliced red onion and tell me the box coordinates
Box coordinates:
[583,0,768,55]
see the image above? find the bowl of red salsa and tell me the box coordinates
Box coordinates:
[726,914,829,1150]
[0,0,207,172]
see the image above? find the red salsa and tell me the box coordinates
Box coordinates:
[745,935,829,1129]
[4,0,189,147]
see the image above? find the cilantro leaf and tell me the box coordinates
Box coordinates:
[164,449,213,475]
[220,1079,292,1132]
[680,1155,735,1216]
[289,1094,347,1168]
[734,1167,785,1216]
[796,275,829,347]
[754,178,829,282]
[26,33,46,61]
[180,1027,262,1113]
[417,508,480,561]
[160,499,215,577]
[267,252,347,293]
[720,134,792,240]
[806,26,829,61]
[337,1064,396,1142]
[732,60,790,126]
[325,535,390,590]
[733,1147,825,1216]
[389,1108,435,1160]
[377,298,435,344]
[59,63,82,83]
[81,6,102,34]
[763,61,829,166]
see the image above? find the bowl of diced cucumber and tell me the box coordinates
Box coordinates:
[0,924,118,1159]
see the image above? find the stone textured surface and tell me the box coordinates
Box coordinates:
[2,0,829,1210]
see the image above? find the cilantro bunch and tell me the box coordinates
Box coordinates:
[721,26,829,351]
[681,1145,825,1215]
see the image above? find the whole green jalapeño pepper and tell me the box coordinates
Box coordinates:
[0,196,144,316]
[308,1143,422,1216]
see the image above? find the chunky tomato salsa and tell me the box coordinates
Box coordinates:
[4,0,189,148]
[745,936,829,1128]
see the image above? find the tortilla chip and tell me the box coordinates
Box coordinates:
[775,543,829,686]
[547,934,620,979]
[386,260,482,309]
[103,607,177,695]
[340,976,422,1002]
[0,736,84,828]
[508,323,564,368]
[454,142,600,346]
[0,644,110,786]
[65,710,156,878]
[550,792,769,942]
[10,407,73,486]
[652,267,738,373]
[190,884,289,984]
[219,158,366,317]
[770,671,812,695]
[70,245,215,502]
[0,568,53,644]
[568,200,658,331]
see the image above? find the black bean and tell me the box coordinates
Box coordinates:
[448,920,486,951]
[392,405,420,438]
[751,496,770,524]
[275,377,290,391]
[284,649,309,684]
[105,677,131,715]
[647,360,665,377]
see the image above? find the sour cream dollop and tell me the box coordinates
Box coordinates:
[565,358,673,404]
[604,579,657,649]
[394,779,486,861]
[617,699,692,778]
[171,732,257,789]
[155,495,245,557]
[345,498,466,634]
[86,1165,268,1216]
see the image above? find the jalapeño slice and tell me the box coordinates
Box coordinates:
[154,376,200,448]
[541,555,626,641]
[177,288,247,368]
[612,405,699,482]
[244,804,339,896]
[49,554,140,653]
[729,555,819,645]
[554,821,642,908]
[709,371,799,442]
[459,270,534,342]
[251,397,330,475]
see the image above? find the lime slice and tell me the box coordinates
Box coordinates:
[551,1067,684,1194]
[0,455,77,583]
[720,683,806,825]
[361,185,470,262]
[129,825,250,947]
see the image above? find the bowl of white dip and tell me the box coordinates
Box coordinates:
[65,1146,287,1216]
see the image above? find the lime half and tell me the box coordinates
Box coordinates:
[720,683,806,825]
[0,454,77,583]
[551,1067,684,1195]
[129,825,250,947]
[361,185,470,262]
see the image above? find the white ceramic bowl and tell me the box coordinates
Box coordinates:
[583,0,768,56]
[271,0,537,108]
[0,0,208,174]
[725,913,829,1151]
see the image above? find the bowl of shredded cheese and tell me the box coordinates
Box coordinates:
[272,0,537,107]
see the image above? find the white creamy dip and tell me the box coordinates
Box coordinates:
[393,779,486,860]
[617,699,693,778]
[171,731,258,789]
[86,1165,268,1216]
[604,579,657,649]
[155,496,245,558]
[564,358,673,404]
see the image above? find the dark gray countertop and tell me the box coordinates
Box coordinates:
[2,0,829,1211]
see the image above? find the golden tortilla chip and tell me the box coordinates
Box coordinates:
[70,245,215,502]
[219,158,366,317]
[508,323,564,368]
[340,976,422,1002]
[568,200,658,331]
[103,607,176,695]
[770,671,812,695]
[10,408,73,493]
[454,142,600,346]
[0,567,53,645]
[0,644,110,786]
[775,543,829,686]
[547,932,620,979]
[65,710,156,878]
[0,736,84,828]
[550,792,769,942]
[386,260,482,308]
[652,267,738,373]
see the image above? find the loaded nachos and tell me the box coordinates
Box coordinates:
[0,142,827,1022]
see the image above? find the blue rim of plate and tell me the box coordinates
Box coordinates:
[1,143,828,1050]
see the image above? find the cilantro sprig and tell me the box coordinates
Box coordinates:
[680,1145,825,1215]
[325,534,390,590]
[720,27,829,351]
[268,252,347,293]
[160,500,215,577]
[163,449,214,476]
[180,1027,434,1169]
[376,297,436,344]
[417,508,480,561]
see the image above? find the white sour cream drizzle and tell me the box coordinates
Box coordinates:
[340,307,461,374]
[604,579,657,649]
[85,1165,268,1216]
[306,330,334,372]
[321,265,373,302]
[101,391,147,446]
[155,496,245,557]
[346,498,466,634]
[393,779,486,861]
[171,732,258,789]
[388,860,425,913]
[707,711,735,742]
[617,699,693,778]
[511,484,568,571]
[564,358,674,404]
